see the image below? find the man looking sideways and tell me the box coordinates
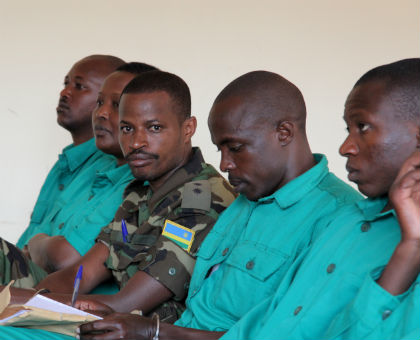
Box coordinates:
[18,55,125,251]
[77,70,360,339]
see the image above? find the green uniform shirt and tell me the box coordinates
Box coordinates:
[97,147,236,322]
[175,154,361,331]
[17,139,113,248]
[42,162,133,256]
[222,197,419,340]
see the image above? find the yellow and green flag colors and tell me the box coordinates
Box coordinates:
[162,219,195,252]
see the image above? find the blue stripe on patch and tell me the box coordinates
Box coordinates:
[164,221,193,241]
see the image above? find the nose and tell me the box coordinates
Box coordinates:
[339,134,358,157]
[130,130,148,151]
[60,84,71,99]
[220,150,236,172]
[94,104,109,120]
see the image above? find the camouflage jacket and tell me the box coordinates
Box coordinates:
[97,147,236,322]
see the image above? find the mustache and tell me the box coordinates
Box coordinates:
[125,149,159,161]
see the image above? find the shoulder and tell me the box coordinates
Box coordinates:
[181,163,236,212]
[318,172,362,205]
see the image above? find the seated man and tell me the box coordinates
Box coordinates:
[0,62,158,288]
[18,55,125,251]
[216,59,420,340]
[76,71,361,339]
[0,71,236,338]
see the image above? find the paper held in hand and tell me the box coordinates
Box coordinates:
[0,282,101,337]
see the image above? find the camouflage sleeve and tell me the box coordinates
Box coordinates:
[143,178,235,301]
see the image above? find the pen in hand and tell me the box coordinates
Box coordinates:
[71,265,83,307]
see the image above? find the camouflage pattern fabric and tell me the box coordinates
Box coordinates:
[0,238,47,288]
[97,148,236,323]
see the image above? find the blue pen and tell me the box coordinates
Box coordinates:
[71,265,83,307]
[121,218,128,242]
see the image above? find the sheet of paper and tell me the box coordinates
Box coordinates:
[24,295,101,319]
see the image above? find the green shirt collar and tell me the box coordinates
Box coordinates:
[59,138,100,172]
[256,154,329,208]
[355,196,396,221]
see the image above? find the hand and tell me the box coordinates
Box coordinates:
[389,150,420,242]
[78,313,155,340]
[74,299,114,318]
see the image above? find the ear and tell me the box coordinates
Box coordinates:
[276,121,294,146]
[183,116,197,143]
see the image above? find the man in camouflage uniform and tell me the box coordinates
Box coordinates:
[4,71,236,327]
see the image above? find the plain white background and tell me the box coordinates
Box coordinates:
[1,0,419,242]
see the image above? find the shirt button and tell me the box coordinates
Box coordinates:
[58,184,65,191]
[382,309,392,320]
[246,261,254,270]
[58,222,64,230]
[222,248,229,256]
[294,306,302,315]
[168,267,176,276]
[361,222,371,232]
[326,263,336,274]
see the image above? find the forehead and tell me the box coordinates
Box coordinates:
[209,96,268,142]
[344,81,392,120]
[100,72,136,94]
[67,59,107,83]
[119,91,176,121]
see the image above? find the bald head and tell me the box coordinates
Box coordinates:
[57,54,125,145]
[75,54,125,79]
[212,70,307,130]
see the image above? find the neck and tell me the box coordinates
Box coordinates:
[71,128,94,146]
[281,140,315,186]
[149,147,193,192]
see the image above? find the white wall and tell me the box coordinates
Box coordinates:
[1,0,419,243]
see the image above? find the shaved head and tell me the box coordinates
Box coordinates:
[212,70,307,130]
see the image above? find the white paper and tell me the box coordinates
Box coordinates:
[24,295,102,319]
[0,294,102,323]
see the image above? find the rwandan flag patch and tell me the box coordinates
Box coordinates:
[162,219,195,252]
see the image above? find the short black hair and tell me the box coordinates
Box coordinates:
[122,71,191,121]
[116,62,159,74]
[213,70,307,130]
[354,58,420,123]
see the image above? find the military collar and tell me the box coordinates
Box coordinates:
[58,138,100,172]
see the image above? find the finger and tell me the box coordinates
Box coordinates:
[396,151,420,182]
[79,330,122,340]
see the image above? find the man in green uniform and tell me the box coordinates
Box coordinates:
[0,71,236,339]
[18,55,125,250]
[0,62,158,287]
[76,70,361,339]
[219,59,420,340]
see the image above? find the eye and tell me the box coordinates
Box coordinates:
[75,82,86,90]
[149,124,162,132]
[120,125,133,133]
[96,98,104,107]
[228,143,243,152]
[112,101,119,109]
[358,122,370,133]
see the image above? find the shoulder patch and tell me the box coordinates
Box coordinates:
[181,180,211,212]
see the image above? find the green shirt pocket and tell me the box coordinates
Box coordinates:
[225,243,289,281]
